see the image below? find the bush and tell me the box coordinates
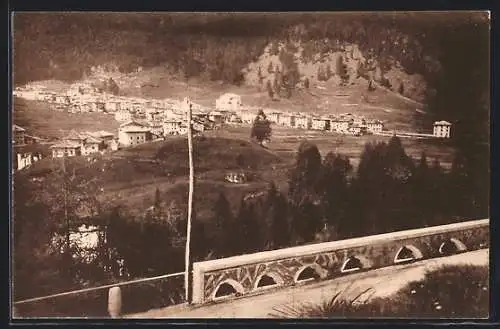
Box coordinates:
[272,265,489,318]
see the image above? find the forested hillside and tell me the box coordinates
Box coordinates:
[13,12,486,100]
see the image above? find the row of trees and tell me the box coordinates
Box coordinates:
[209,137,488,257]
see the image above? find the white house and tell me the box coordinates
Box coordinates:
[366,120,384,134]
[311,117,331,131]
[55,95,70,105]
[15,152,42,171]
[295,115,312,129]
[216,93,242,112]
[80,136,103,156]
[50,141,82,158]
[348,125,363,136]
[331,119,350,133]
[163,120,184,135]
[433,121,452,138]
[266,111,281,124]
[148,123,164,138]
[105,101,121,113]
[278,113,296,127]
[240,111,256,124]
[109,139,119,151]
[115,110,132,122]
[118,121,150,146]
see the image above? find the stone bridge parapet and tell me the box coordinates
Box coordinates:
[192,219,489,304]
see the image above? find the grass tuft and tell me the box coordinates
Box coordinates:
[271,265,489,319]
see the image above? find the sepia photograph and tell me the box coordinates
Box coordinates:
[10,11,490,319]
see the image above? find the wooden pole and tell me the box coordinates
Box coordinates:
[184,98,194,304]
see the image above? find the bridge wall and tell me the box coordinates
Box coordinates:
[192,219,489,304]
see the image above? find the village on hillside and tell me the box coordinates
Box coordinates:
[12,82,452,172]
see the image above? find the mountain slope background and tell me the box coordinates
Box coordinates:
[11,12,483,98]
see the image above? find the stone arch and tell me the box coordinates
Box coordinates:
[439,238,467,256]
[340,255,371,273]
[253,272,284,290]
[393,245,424,264]
[293,264,325,283]
[212,279,245,300]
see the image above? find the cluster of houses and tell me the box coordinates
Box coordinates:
[49,130,119,158]
[215,93,385,136]
[13,85,452,164]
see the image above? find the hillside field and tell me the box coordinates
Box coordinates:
[18,120,456,222]
[13,97,121,141]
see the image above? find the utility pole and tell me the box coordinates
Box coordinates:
[184,97,194,304]
[62,156,71,278]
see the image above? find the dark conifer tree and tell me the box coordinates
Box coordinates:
[238,199,261,253]
[212,192,234,257]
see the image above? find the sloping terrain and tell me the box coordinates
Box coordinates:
[19,137,283,217]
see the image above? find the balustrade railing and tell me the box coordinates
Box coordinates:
[13,272,185,318]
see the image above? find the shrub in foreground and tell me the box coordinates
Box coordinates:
[272,265,489,319]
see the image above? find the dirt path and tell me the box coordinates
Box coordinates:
[127,249,488,319]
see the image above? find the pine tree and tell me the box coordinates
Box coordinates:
[368,79,376,91]
[154,188,161,210]
[107,78,120,95]
[336,56,349,85]
[412,152,431,225]
[398,82,405,95]
[317,65,324,82]
[288,141,324,243]
[267,62,274,74]
[325,64,332,80]
[238,198,261,253]
[322,152,352,230]
[274,71,282,94]
[304,77,310,89]
[266,80,274,99]
[191,220,209,262]
[264,182,290,249]
[166,199,184,246]
[212,192,234,256]
[250,109,272,146]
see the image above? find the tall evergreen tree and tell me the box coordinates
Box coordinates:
[267,62,274,73]
[264,182,290,249]
[237,198,261,254]
[288,141,324,243]
[212,192,234,257]
[321,152,352,231]
[336,55,349,85]
[266,80,274,99]
[154,188,161,210]
[325,64,333,80]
